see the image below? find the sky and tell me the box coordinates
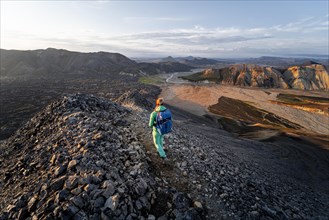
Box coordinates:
[1,1,328,58]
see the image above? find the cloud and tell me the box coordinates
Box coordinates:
[108,26,270,44]
[2,15,328,57]
[70,1,108,9]
[268,16,329,33]
[124,17,189,23]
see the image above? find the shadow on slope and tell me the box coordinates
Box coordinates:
[271,93,329,115]
[207,96,329,148]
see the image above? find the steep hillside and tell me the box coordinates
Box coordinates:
[0,48,193,80]
[283,64,329,90]
[208,96,302,130]
[182,64,289,88]
[181,63,329,90]
[0,48,137,79]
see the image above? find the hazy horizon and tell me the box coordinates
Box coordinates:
[1,1,328,58]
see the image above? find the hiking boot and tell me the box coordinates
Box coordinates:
[161,157,169,164]
[161,157,169,163]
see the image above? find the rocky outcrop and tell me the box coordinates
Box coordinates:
[115,89,155,110]
[234,65,289,88]
[0,94,203,219]
[283,64,329,90]
[182,64,289,88]
[182,63,329,90]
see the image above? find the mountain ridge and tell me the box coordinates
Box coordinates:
[0,48,193,80]
[134,55,329,67]
[0,94,204,219]
[181,63,329,90]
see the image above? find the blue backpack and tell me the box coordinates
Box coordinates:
[156,109,173,135]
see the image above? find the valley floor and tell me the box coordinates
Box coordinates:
[161,84,329,147]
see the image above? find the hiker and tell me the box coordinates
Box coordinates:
[149,97,172,159]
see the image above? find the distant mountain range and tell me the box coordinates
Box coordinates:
[0,48,193,80]
[135,55,328,67]
[181,63,329,90]
[234,56,329,68]
[2,48,328,85]
[135,56,230,67]
[167,56,222,66]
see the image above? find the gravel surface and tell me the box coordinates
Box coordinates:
[135,99,329,219]
[0,94,204,219]
[1,92,328,219]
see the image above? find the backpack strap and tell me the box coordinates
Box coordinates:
[153,111,160,126]
[156,111,161,125]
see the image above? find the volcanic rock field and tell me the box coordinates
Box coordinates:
[1,92,329,219]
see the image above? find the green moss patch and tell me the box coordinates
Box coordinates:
[138,76,164,85]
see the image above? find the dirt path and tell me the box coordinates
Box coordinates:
[135,120,191,193]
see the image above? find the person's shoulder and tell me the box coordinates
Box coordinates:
[159,106,167,111]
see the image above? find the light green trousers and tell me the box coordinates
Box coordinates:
[152,130,166,158]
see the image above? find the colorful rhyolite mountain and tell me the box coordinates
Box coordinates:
[181,63,329,90]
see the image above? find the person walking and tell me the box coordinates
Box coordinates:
[149,97,172,159]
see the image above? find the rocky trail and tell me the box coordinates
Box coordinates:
[0,94,205,220]
[137,127,191,194]
[134,104,329,219]
[0,93,328,219]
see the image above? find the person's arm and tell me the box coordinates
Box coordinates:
[149,112,155,128]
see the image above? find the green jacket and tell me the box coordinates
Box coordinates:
[149,105,167,132]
